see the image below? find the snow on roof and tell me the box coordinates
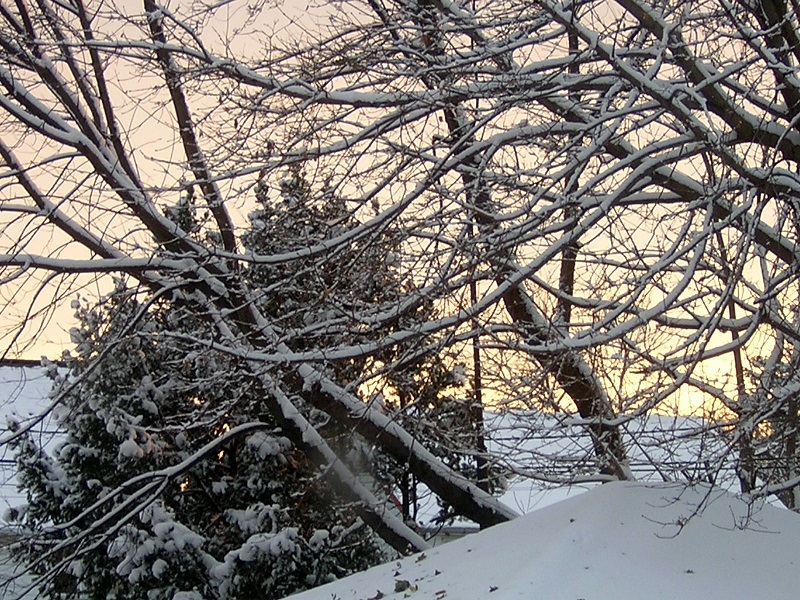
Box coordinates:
[412,411,735,528]
[289,481,800,600]
[0,366,738,522]
[0,365,58,513]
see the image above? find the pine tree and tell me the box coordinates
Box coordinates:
[242,166,402,381]
[9,174,393,599]
[740,351,800,508]
[244,169,488,508]
[10,167,491,598]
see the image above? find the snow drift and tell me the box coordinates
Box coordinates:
[290,482,800,600]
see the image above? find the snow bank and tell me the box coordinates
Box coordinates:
[289,482,800,600]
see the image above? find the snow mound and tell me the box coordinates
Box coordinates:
[289,482,800,600]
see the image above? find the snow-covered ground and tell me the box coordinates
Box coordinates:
[290,481,800,600]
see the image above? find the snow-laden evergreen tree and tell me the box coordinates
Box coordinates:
[243,167,492,523]
[243,168,402,373]
[736,347,800,508]
[9,166,490,598]
[8,176,400,599]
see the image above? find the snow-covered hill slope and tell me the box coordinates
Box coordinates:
[290,482,800,600]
